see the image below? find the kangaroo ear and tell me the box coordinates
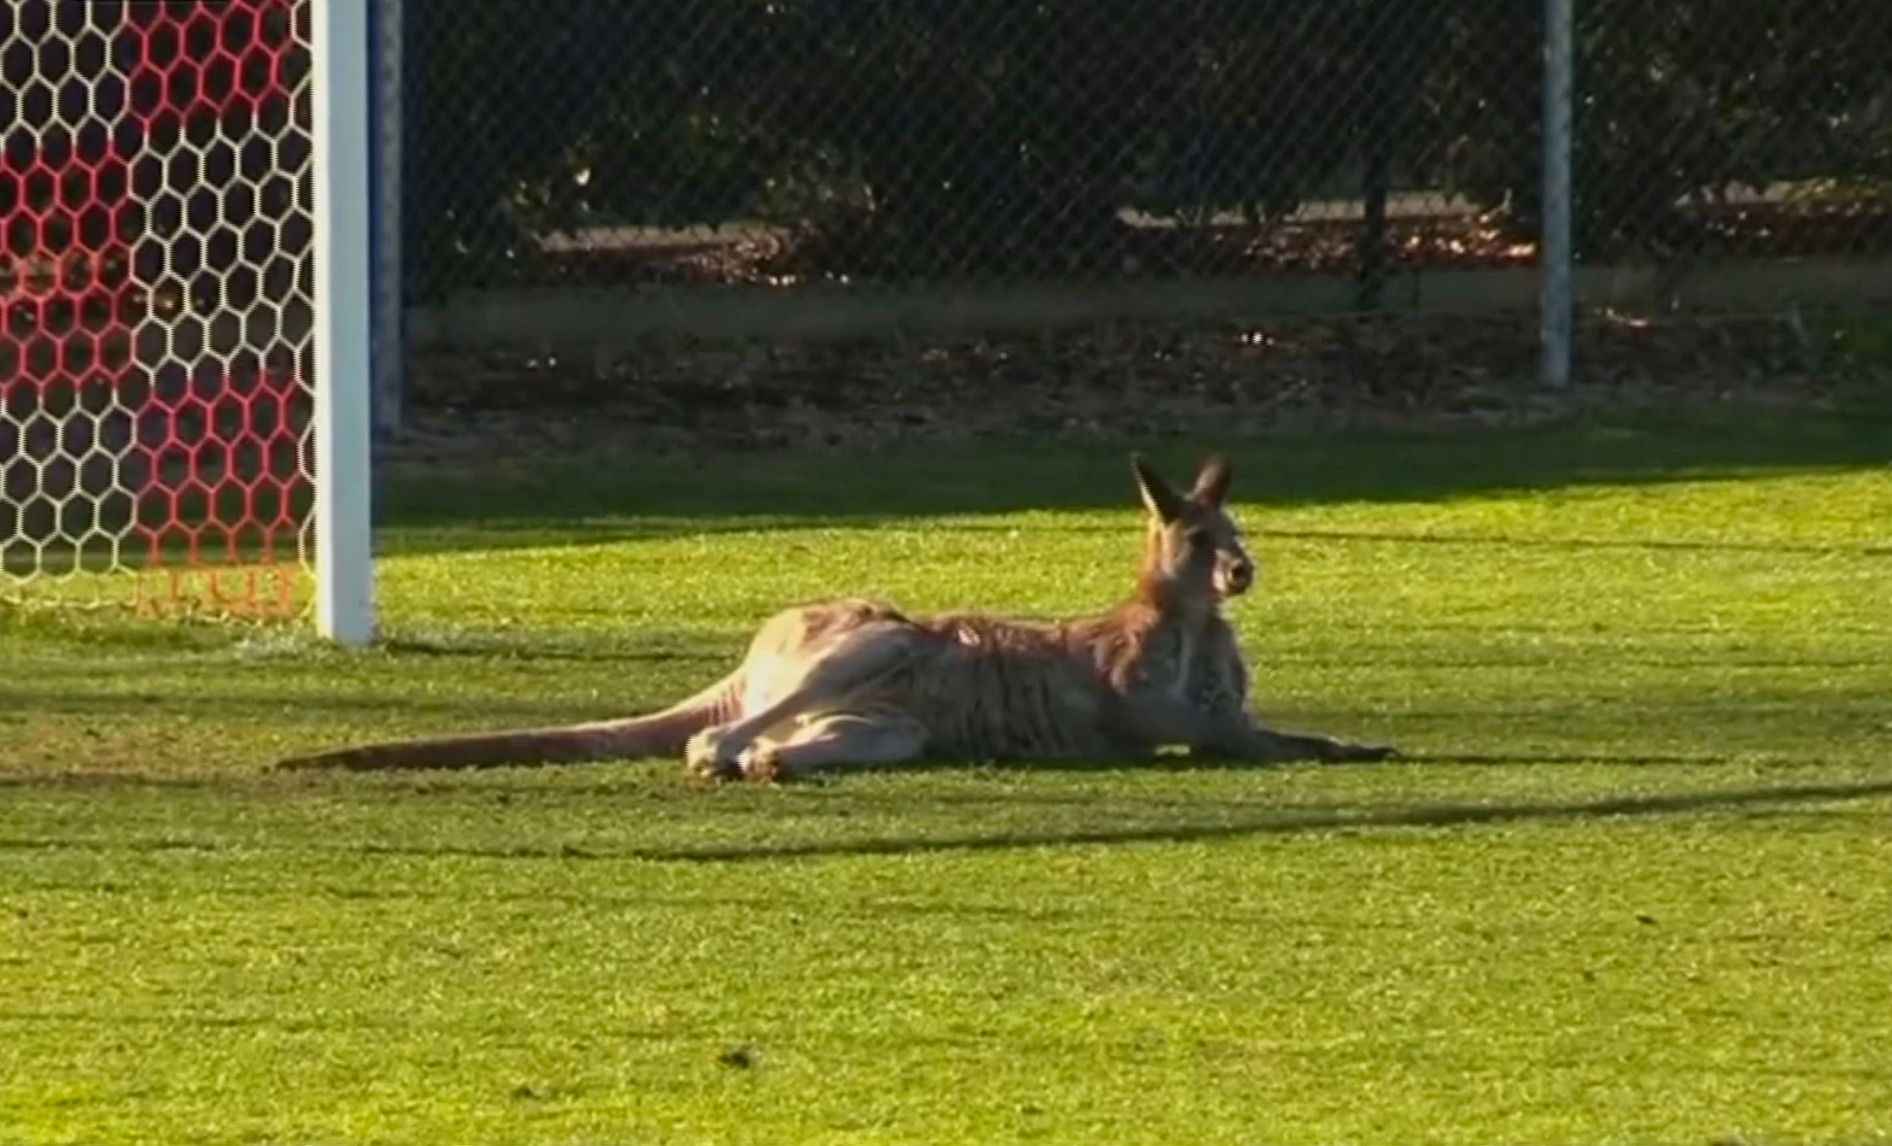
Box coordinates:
[1131,454,1186,523]
[1190,454,1234,506]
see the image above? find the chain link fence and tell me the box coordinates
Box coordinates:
[1572,0,1892,270]
[399,0,1892,303]
[402,0,1516,301]
[371,0,1892,460]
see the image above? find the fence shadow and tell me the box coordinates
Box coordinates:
[8,773,1885,865]
[376,411,1892,558]
[616,775,1892,864]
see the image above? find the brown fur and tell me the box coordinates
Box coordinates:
[275,454,1395,778]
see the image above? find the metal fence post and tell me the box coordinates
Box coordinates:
[369,0,405,436]
[1541,0,1574,390]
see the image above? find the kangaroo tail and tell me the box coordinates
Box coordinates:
[274,672,744,772]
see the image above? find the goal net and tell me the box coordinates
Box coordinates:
[2,0,315,618]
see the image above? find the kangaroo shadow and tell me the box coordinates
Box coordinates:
[761,748,1733,782]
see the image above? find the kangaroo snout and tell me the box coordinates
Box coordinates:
[1218,557,1254,596]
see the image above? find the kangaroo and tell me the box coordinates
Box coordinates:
[276,454,1396,779]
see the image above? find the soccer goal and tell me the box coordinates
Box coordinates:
[0,0,375,643]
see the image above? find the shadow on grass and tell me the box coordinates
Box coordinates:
[1267,528,1892,558]
[482,775,1892,863]
[378,411,1892,558]
[5,775,1889,863]
[0,685,636,725]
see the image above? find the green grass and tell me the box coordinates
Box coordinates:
[4,411,1892,1145]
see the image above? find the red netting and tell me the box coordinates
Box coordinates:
[1,0,312,616]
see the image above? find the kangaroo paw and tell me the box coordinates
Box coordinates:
[738,744,787,784]
[685,727,744,781]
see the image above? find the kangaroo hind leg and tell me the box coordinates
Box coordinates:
[738,712,928,783]
[687,620,921,779]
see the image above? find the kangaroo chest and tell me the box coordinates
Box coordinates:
[1168,628,1198,701]
[1147,620,1241,710]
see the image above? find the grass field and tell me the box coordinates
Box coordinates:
[4,410,1891,1145]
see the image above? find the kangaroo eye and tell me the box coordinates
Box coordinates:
[1187,529,1214,549]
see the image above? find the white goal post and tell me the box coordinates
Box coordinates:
[311,0,376,644]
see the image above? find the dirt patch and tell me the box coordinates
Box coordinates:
[379,311,1882,471]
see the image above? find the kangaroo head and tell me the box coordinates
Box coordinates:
[1131,453,1255,604]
